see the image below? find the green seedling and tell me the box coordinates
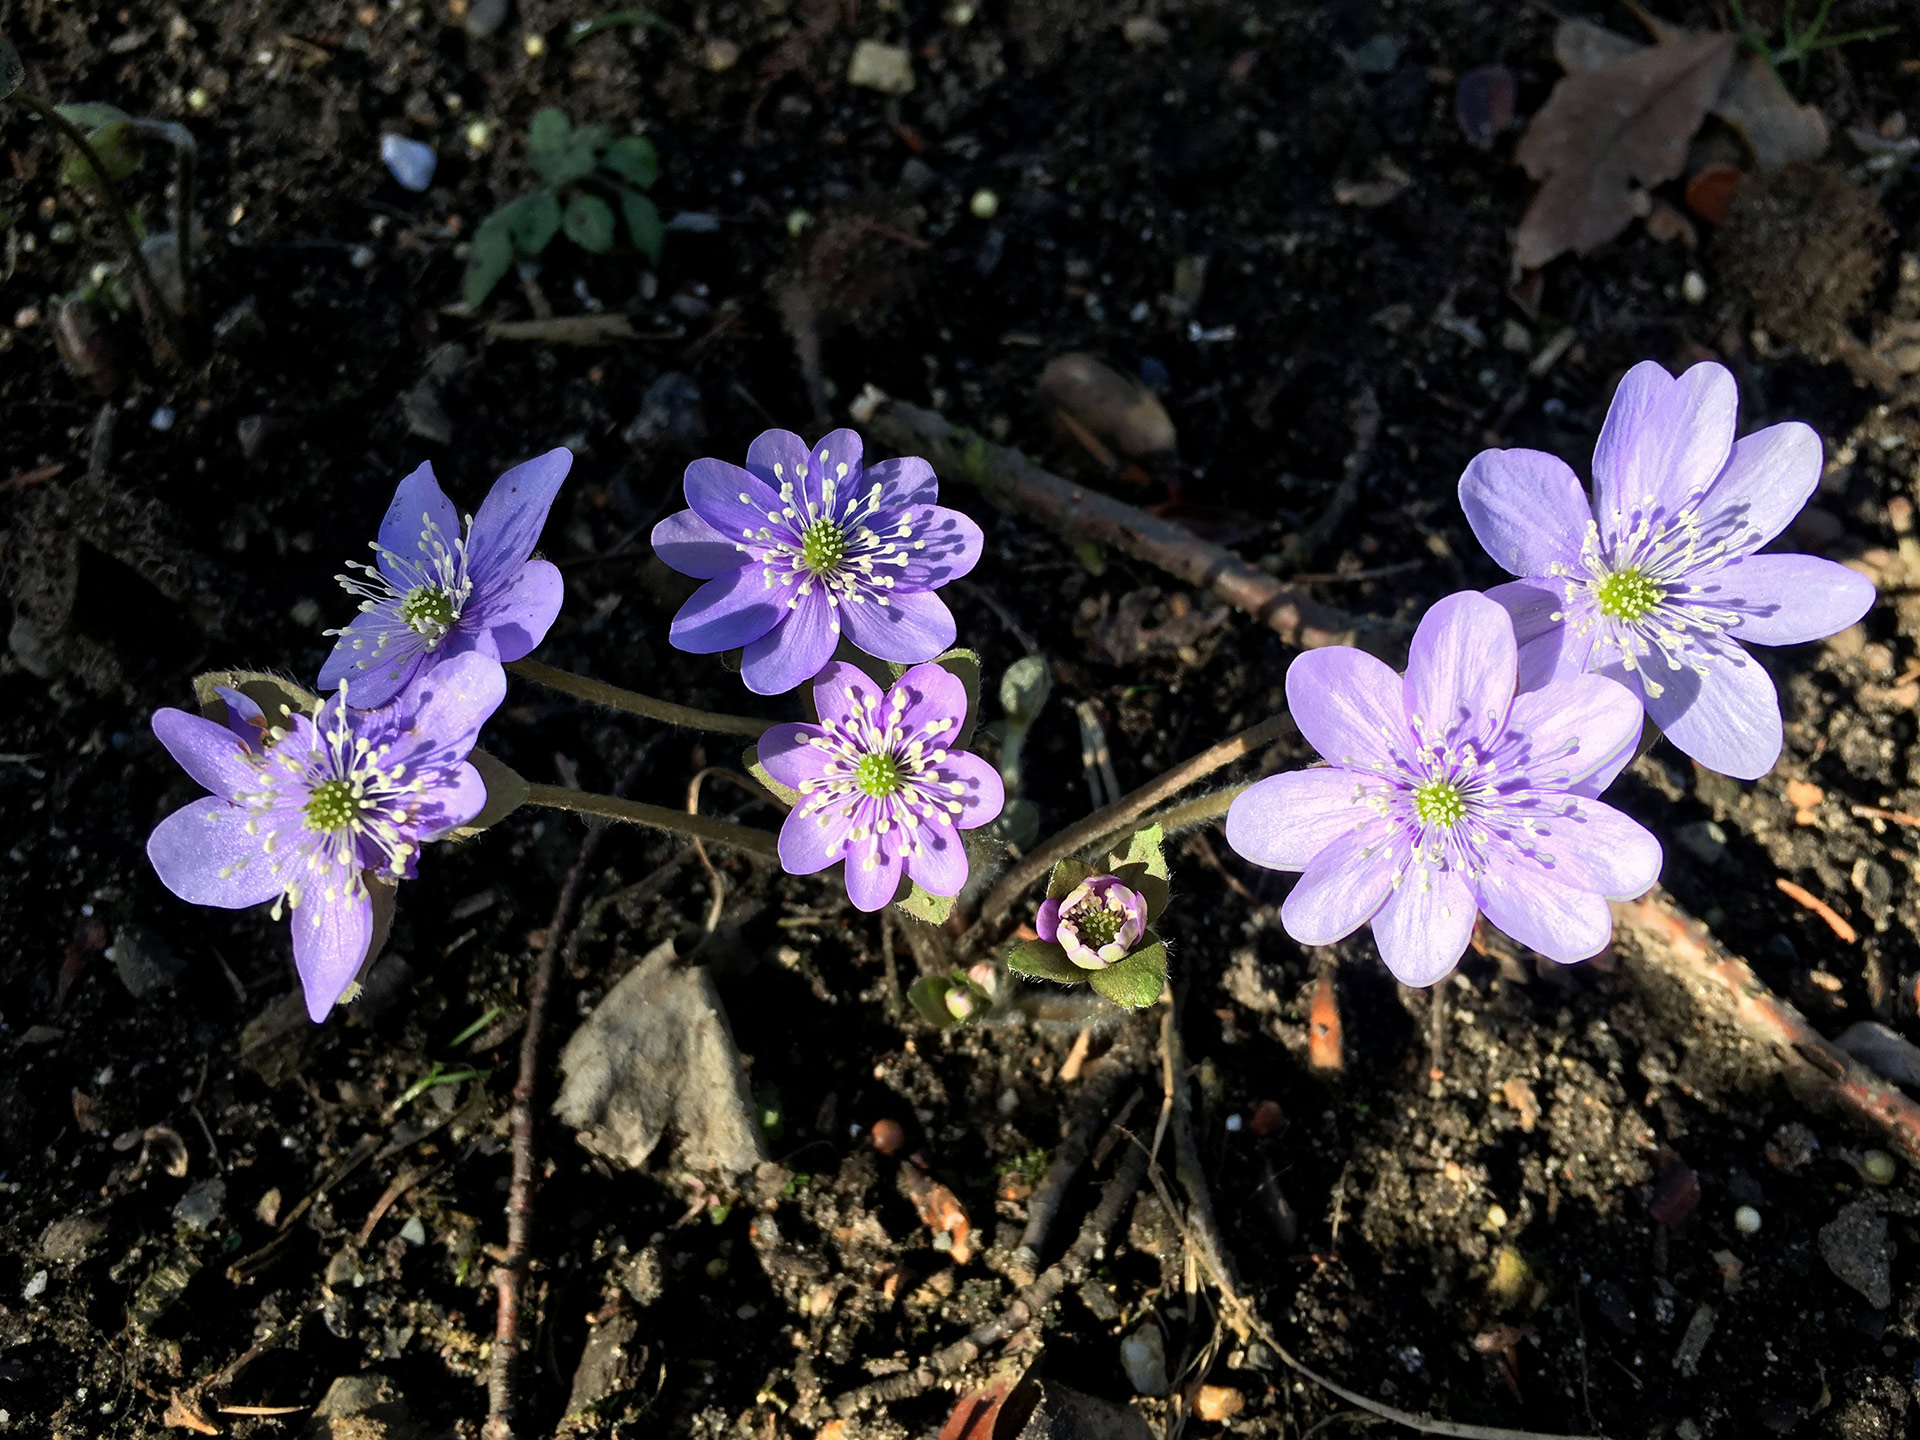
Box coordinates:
[1725,0,1898,90]
[464,106,664,307]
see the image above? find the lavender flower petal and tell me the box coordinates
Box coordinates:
[1285,647,1407,767]
[1487,579,1594,692]
[292,890,375,1023]
[376,462,460,588]
[462,558,564,663]
[1225,769,1382,870]
[1693,422,1822,556]
[740,586,838,694]
[1592,361,1735,531]
[377,652,507,771]
[905,823,969,895]
[1505,671,1646,797]
[757,721,830,792]
[929,748,1004,829]
[651,507,747,579]
[893,505,986,590]
[1036,897,1063,943]
[888,659,967,735]
[1516,794,1663,897]
[151,708,260,802]
[683,457,785,541]
[147,797,286,908]
[1373,865,1478,986]
[1278,822,1397,945]
[466,447,572,580]
[864,455,939,506]
[744,429,811,489]
[1403,591,1515,746]
[1458,448,1591,576]
[840,589,959,665]
[1717,553,1877,647]
[668,566,784,653]
[844,837,908,912]
[1477,857,1613,963]
[799,428,865,511]
[1628,637,1783,780]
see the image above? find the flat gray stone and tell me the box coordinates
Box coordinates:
[1819,1200,1894,1309]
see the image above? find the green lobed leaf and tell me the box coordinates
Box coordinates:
[512,191,563,254]
[56,108,140,190]
[1046,857,1099,901]
[1007,939,1086,985]
[464,206,519,306]
[999,654,1050,728]
[0,35,23,100]
[619,186,664,263]
[602,135,659,188]
[895,881,956,926]
[448,750,530,839]
[742,741,801,809]
[1106,822,1171,921]
[526,107,571,161]
[1088,939,1167,1009]
[562,191,616,254]
[907,975,968,1027]
[192,670,318,729]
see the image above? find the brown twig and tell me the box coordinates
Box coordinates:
[828,1140,1151,1417]
[1774,877,1858,943]
[863,398,1387,654]
[962,713,1294,946]
[353,1164,436,1248]
[1011,1051,1138,1283]
[484,801,622,1439]
[1613,888,1920,1164]
[507,657,773,737]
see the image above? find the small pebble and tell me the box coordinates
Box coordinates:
[14,305,40,329]
[523,32,545,57]
[969,188,1000,220]
[398,1216,427,1245]
[186,87,209,112]
[350,245,376,269]
[379,133,437,192]
[465,120,492,152]
[1224,1113,1243,1133]
[21,1269,47,1301]
[1734,1205,1762,1234]
[149,406,176,432]
[1863,1149,1898,1185]
[1485,1203,1508,1230]
[868,1118,905,1155]
[1682,271,1708,305]
[785,209,812,237]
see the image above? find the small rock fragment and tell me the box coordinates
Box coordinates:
[621,371,707,449]
[39,1214,107,1263]
[1862,1150,1898,1185]
[1673,820,1727,865]
[847,40,914,95]
[21,1269,48,1301]
[1834,1021,1920,1086]
[303,1373,424,1440]
[1122,15,1169,46]
[398,1216,427,1245]
[1672,1302,1716,1375]
[1192,1385,1244,1422]
[109,923,185,999]
[565,1308,641,1419]
[1819,1201,1894,1308]
[701,38,740,72]
[1766,1121,1820,1171]
[1735,1205,1762,1234]
[1119,1323,1168,1396]
[173,1178,226,1232]
[464,0,510,38]
[379,134,437,192]
[1038,352,1177,470]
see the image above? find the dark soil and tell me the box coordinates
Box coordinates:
[4,1,1920,1437]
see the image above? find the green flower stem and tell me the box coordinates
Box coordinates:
[964,712,1295,944]
[508,658,774,737]
[523,782,780,858]
[9,90,187,350]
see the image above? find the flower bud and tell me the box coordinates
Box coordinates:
[1036,874,1150,969]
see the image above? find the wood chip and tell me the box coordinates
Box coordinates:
[1777,877,1858,943]
[1307,971,1344,1073]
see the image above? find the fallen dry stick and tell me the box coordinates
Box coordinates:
[862,397,1383,654]
[1774,877,1858,943]
[1614,888,1920,1164]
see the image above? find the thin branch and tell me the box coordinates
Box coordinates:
[523,782,780,859]
[962,713,1293,944]
[1614,888,1920,1163]
[1011,1051,1139,1284]
[508,657,774,737]
[863,398,1390,653]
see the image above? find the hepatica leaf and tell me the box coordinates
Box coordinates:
[512,192,563,254]
[563,191,616,254]
[620,187,664,262]
[603,135,659,188]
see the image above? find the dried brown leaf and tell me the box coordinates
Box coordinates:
[1714,54,1828,171]
[1514,27,1735,269]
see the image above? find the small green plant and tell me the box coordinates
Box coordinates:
[1724,0,1898,90]
[465,106,664,307]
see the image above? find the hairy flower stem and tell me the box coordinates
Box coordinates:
[507,658,773,737]
[10,90,188,355]
[963,712,1294,945]
[524,782,780,858]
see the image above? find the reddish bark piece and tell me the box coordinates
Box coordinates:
[900,1161,974,1263]
[1249,1099,1286,1136]
[1308,971,1344,1073]
[1777,877,1858,943]
[935,1374,1040,1440]
[1649,1151,1701,1225]
[1513,29,1736,269]
[1685,164,1743,224]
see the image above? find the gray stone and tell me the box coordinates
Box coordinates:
[847,40,915,94]
[1118,1323,1167,1395]
[1834,1021,1920,1087]
[554,940,768,1178]
[621,371,706,449]
[464,0,509,37]
[1673,820,1727,865]
[1018,1380,1155,1440]
[1819,1201,1895,1308]
[109,923,185,999]
[564,1307,642,1420]
[39,1214,107,1263]
[173,1178,226,1232]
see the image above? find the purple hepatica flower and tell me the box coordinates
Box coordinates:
[1460,360,1876,780]
[147,654,504,1021]
[651,428,985,695]
[758,661,1004,911]
[319,449,572,709]
[1037,875,1150,970]
[1224,592,1661,987]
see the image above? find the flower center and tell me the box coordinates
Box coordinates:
[400,584,457,636]
[853,752,904,798]
[1595,566,1663,623]
[303,778,362,832]
[798,518,848,576]
[1067,904,1125,950]
[1413,779,1467,828]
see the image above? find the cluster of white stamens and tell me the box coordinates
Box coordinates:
[216,691,431,915]
[792,684,968,871]
[1544,499,1750,700]
[326,510,477,677]
[737,447,928,633]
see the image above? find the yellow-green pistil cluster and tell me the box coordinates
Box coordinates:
[1595,566,1663,623]
[799,517,849,576]
[853,751,904,798]
[1069,903,1127,950]
[303,777,363,831]
[1412,778,1467,829]
[400,584,456,636]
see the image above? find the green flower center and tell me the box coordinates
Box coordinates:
[304,778,362,832]
[854,752,904,798]
[1068,904,1125,950]
[1595,566,1663,622]
[401,584,456,635]
[798,518,847,576]
[1413,779,1467,829]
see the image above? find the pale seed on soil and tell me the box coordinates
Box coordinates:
[1734,1205,1762,1234]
